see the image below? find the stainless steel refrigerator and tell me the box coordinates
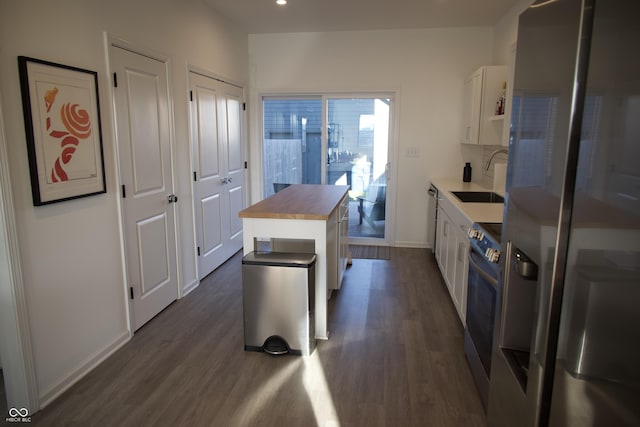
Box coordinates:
[488,0,640,425]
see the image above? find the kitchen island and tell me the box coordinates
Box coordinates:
[238,184,350,339]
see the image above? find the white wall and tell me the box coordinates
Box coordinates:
[461,0,533,189]
[0,0,247,407]
[249,28,494,247]
[493,0,534,65]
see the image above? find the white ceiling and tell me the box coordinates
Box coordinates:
[204,0,520,34]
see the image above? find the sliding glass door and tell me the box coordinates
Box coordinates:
[262,94,393,243]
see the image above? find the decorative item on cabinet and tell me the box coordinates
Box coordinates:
[463,162,472,182]
[495,81,506,116]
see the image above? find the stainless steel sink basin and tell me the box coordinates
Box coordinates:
[451,191,504,203]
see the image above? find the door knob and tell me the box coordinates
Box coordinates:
[167,194,178,203]
[227,176,233,183]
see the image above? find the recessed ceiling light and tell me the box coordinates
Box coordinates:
[276,0,287,5]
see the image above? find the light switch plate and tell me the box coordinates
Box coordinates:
[406,146,420,157]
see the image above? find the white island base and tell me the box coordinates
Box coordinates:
[239,184,349,340]
[242,218,332,339]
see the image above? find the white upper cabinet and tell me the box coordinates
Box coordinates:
[461,65,507,145]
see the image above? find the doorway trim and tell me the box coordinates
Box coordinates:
[0,94,39,413]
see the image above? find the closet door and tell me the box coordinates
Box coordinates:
[190,72,245,279]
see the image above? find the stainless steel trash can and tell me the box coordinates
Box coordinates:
[242,251,316,356]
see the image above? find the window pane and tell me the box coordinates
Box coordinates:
[327,98,389,191]
[263,98,322,197]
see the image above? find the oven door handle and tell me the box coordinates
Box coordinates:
[468,251,499,289]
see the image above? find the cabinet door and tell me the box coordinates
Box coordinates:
[444,215,458,294]
[462,70,482,144]
[452,228,469,325]
[470,69,483,144]
[327,208,338,291]
[437,206,456,294]
[435,206,448,272]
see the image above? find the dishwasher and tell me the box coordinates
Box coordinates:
[427,183,438,253]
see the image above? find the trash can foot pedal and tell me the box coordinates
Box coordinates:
[263,336,290,355]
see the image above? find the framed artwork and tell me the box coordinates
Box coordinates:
[18,56,106,206]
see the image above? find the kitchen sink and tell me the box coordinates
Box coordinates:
[451,191,504,203]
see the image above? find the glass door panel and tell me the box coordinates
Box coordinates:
[326,97,390,240]
[262,98,322,197]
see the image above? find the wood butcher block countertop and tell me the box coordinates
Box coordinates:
[239,184,350,220]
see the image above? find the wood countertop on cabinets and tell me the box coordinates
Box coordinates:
[238,184,350,220]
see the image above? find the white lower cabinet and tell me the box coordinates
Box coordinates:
[327,208,338,292]
[435,197,471,325]
[329,194,349,291]
[337,194,349,288]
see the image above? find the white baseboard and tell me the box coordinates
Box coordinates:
[393,240,429,249]
[38,331,130,408]
[181,279,199,298]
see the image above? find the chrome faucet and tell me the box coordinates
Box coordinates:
[485,148,509,171]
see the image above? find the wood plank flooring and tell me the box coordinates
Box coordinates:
[32,248,486,426]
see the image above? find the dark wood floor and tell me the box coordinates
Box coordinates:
[32,248,486,426]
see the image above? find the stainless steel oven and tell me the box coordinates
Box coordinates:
[464,222,501,409]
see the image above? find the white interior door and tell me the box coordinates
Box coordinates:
[111,46,178,331]
[189,72,245,279]
[222,83,246,257]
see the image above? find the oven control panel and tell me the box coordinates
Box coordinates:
[467,228,483,240]
[468,223,502,264]
[485,248,500,263]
